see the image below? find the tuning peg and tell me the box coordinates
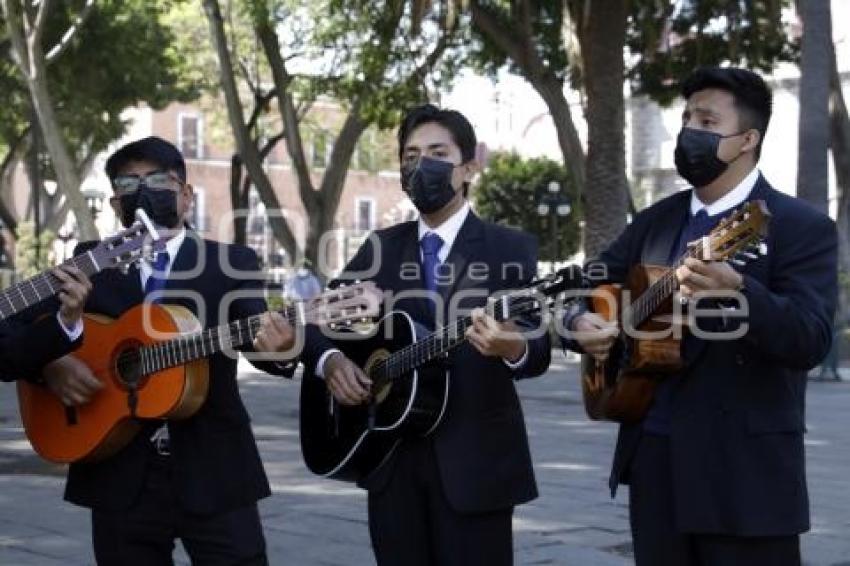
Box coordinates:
[739,251,759,260]
[729,258,746,267]
[758,243,768,255]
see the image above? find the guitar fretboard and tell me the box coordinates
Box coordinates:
[0,252,100,321]
[133,305,300,375]
[623,239,711,330]
[372,297,542,383]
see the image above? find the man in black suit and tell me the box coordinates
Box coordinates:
[42,137,297,565]
[0,265,91,384]
[301,104,551,565]
[566,67,837,565]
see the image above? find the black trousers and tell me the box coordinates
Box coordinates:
[91,454,268,566]
[628,433,801,566]
[367,439,513,566]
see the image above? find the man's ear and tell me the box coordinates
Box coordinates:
[109,196,122,217]
[741,129,761,154]
[462,160,480,183]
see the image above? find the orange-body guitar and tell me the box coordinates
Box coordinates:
[18,303,208,464]
[17,282,381,464]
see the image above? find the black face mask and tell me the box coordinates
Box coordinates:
[401,156,459,214]
[674,127,745,188]
[119,187,180,228]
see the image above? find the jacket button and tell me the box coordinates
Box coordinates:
[735,354,745,365]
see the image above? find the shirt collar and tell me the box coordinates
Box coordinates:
[690,167,759,217]
[161,227,186,262]
[417,201,471,255]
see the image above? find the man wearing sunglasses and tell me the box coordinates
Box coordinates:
[41,136,296,565]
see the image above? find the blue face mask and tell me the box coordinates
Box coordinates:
[400,157,458,214]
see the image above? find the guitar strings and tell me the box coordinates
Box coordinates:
[371,297,544,383]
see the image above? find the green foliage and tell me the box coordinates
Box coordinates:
[465,1,570,84]
[459,1,797,106]
[268,0,469,128]
[473,152,580,261]
[0,0,200,169]
[627,0,798,105]
[13,221,55,277]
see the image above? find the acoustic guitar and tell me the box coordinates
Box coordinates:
[18,282,380,464]
[581,200,771,423]
[0,209,163,321]
[300,266,584,482]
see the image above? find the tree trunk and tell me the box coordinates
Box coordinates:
[255,7,372,275]
[1,0,98,240]
[829,44,850,319]
[229,154,247,246]
[203,0,298,258]
[534,75,587,199]
[796,0,831,214]
[0,130,28,232]
[574,0,629,257]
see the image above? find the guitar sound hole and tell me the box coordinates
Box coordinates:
[114,343,147,390]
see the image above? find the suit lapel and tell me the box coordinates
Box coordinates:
[394,224,433,325]
[440,212,485,302]
[165,232,200,291]
[641,191,690,265]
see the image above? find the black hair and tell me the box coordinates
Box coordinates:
[681,67,772,160]
[105,136,187,185]
[397,104,477,196]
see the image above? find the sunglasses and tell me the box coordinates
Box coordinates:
[112,171,183,196]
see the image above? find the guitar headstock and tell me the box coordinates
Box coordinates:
[88,210,167,273]
[303,281,381,327]
[701,200,771,266]
[488,265,585,320]
[535,265,585,297]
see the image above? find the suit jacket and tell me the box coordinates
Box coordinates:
[65,233,293,514]
[302,212,551,514]
[0,313,81,382]
[589,176,837,536]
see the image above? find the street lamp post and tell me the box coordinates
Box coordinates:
[537,180,571,273]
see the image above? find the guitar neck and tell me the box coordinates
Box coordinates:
[626,239,711,328]
[377,298,541,383]
[139,305,299,375]
[0,252,100,321]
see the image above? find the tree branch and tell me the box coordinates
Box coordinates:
[45,0,95,63]
[32,0,52,49]
[0,127,30,232]
[2,0,33,80]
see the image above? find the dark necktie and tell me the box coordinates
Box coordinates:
[144,251,170,302]
[420,232,444,312]
[673,209,721,261]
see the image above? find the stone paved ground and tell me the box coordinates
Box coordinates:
[1,355,848,565]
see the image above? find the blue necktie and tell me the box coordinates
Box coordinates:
[420,232,444,313]
[144,252,170,302]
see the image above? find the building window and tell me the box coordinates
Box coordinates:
[312,131,334,168]
[179,114,203,159]
[189,187,207,232]
[355,198,375,233]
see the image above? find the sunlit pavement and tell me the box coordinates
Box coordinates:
[1,355,849,565]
